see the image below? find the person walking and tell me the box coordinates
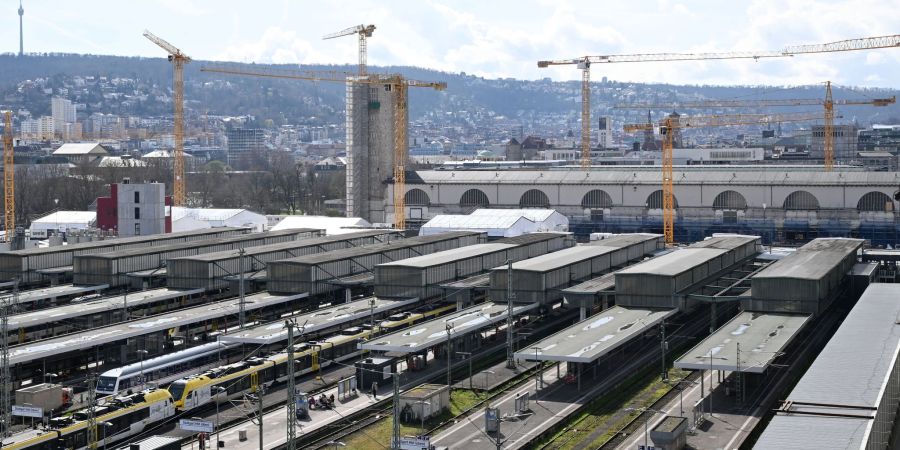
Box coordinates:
[372,381,378,400]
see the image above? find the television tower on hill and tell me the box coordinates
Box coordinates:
[18,0,24,56]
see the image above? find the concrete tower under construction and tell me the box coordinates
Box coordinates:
[345,77,396,224]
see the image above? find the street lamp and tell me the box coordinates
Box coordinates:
[445,324,454,388]
[136,349,149,390]
[490,411,532,450]
[699,349,728,418]
[212,386,226,448]
[670,379,700,415]
[457,352,473,389]
[624,407,665,449]
[530,346,543,392]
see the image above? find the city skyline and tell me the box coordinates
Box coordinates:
[1,0,898,88]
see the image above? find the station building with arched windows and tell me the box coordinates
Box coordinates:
[387,167,900,246]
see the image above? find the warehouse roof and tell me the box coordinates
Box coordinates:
[495,232,572,246]
[220,297,418,344]
[675,312,810,373]
[515,306,676,363]
[8,291,307,366]
[505,245,621,273]
[360,302,539,353]
[0,227,249,257]
[753,238,862,281]
[273,231,480,266]
[689,235,759,251]
[75,229,318,259]
[377,243,516,268]
[166,230,396,262]
[7,287,203,329]
[755,284,900,449]
[440,273,491,290]
[617,248,726,277]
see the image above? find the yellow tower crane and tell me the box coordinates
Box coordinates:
[143,30,191,206]
[3,111,13,242]
[613,82,895,170]
[538,34,900,169]
[199,65,447,229]
[323,24,376,76]
[623,112,828,245]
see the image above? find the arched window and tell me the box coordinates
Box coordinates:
[712,190,747,210]
[459,189,490,208]
[646,190,679,209]
[783,191,820,210]
[581,190,614,209]
[404,188,430,206]
[519,189,550,208]
[857,191,894,212]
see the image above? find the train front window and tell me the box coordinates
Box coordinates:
[97,376,117,393]
[168,381,187,401]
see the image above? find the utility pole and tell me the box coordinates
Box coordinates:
[239,248,246,329]
[86,375,98,449]
[285,320,298,450]
[0,280,16,438]
[660,320,668,382]
[392,372,401,450]
[369,297,376,336]
[446,324,453,387]
[505,260,516,369]
[256,386,265,450]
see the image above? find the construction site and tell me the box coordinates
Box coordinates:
[1,11,900,450]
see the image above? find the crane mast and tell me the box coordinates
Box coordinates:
[323,24,376,76]
[3,112,13,243]
[144,30,191,206]
[624,112,827,244]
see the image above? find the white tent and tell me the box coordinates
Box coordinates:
[171,207,267,232]
[419,214,538,238]
[468,209,569,232]
[271,216,372,235]
[30,211,96,238]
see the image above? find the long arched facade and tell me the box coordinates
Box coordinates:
[520,189,551,208]
[581,189,614,209]
[712,190,748,210]
[646,190,679,209]
[459,189,490,208]
[783,191,820,210]
[857,191,894,212]
[404,188,430,206]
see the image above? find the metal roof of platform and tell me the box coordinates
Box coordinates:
[755,284,900,449]
[7,288,204,329]
[514,306,676,363]
[219,297,418,344]
[675,311,810,373]
[14,283,108,306]
[9,291,307,366]
[360,302,539,353]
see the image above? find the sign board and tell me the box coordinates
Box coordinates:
[11,405,43,418]
[485,407,499,433]
[337,375,357,397]
[179,418,214,433]
[399,436,430,450]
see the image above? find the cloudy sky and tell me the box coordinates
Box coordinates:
[3,0,899,87]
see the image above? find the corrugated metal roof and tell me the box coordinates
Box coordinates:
[168,230,397,262]
[689,235,759,251]
[754,238,862,281]
[378,243,516,268]
[495,232,570,245]
[562,272,617,295]
[507,245,619,273]
[755,284,900,449]
[2,227,249,257]
[274,231,478,266]
[271,215,373,234]
[617,248,726,277]
[76,229,317,259]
